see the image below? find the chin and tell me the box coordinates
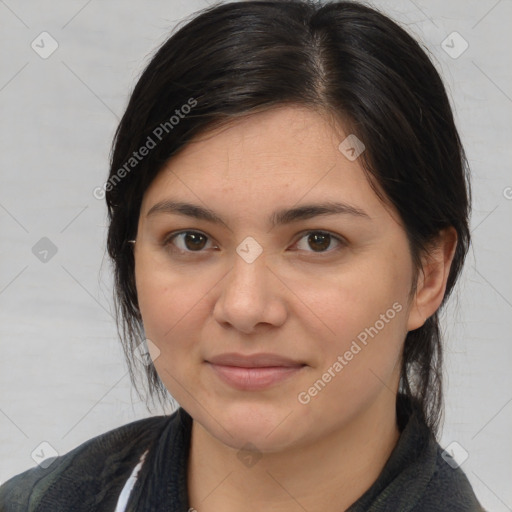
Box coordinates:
[198,399,306,452]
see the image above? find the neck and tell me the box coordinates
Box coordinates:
[187,390,401,512]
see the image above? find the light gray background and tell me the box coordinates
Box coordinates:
[1,0,511,509]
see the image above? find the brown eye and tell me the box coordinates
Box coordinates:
[166,231,212,252]
[294,231,345,253]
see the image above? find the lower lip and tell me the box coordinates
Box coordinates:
[207,363,305,391]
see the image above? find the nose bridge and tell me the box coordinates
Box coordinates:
[227,236,268,294]
[213,236,282,331]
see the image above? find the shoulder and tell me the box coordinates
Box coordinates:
[0,414,171,512]
[411,444,486,512]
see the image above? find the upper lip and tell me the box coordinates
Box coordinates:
[206,352,305,368]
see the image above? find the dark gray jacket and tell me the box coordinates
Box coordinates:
[0,398,486,511]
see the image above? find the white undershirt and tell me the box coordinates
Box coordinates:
[114,449,149,512]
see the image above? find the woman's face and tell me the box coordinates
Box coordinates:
[134,105,421,452]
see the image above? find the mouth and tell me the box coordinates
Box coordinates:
[205,352,307,391]
[206,352,305,367]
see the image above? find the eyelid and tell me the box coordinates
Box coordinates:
[163,229,346,254]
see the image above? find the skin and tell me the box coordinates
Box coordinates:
[133,105,457,511]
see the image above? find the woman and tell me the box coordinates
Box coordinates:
[0,1,485,510]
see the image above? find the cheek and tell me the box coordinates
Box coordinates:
[134,254,207,358]
[301,248,412,394]
[134,261,211,404]
[308,254,411,344]
[298,272,408,421]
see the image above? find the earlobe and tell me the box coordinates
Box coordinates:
[406,227,458,332]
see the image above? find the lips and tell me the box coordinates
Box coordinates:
[206,352,305,368]
[205,352,306,391]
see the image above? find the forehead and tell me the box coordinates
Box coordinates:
[174,105,346,169]
[139,105,393,223]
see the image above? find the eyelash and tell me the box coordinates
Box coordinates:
[162,230,347,257]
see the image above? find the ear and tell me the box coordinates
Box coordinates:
[407,227,458,331]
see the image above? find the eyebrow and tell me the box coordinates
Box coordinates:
[146,200,370,227]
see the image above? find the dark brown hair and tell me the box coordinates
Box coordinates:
[105,0,471,436]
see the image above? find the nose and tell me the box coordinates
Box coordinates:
[212,248,287,334]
